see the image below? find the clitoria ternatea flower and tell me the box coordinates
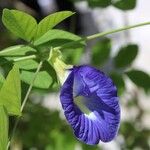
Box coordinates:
[60,65,120,145]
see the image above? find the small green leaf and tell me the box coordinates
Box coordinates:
[34,29,82,46]
[126,70,150,92]
[110,73,125,95]
[88,0,111,7]
[0,105,9,150]
[36,11,75,39]
[0,45,37,69]
[0,45,36,57]
[0,65,21,116]
[113,0,136,10]
[92,38,111,66]
[21,70,53,89]
[2,9,37,41]
[114,44,138,68]
[0,74,5,89]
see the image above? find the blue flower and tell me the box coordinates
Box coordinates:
[60,65,120,145]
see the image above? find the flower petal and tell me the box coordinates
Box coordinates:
[60,65,120,145]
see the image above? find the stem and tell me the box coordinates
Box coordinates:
[7,61,43,149]
[11,21,150,63]
[21,61,43,111]
[13,55,36,62]
[54,21,150,51]
[86,22,150,40]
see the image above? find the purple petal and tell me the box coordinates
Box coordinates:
[60,65,120,145]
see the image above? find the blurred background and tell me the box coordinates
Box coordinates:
[0,0,150,150]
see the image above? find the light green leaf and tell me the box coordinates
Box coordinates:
[21,70,53,89]
[114,44,138,68]
[35,11,74,39]
[0,105,9,150]
[126,70,150,92]
[0,74,5,89]
[2,9,37,41]
[14,60,39,70]
[0,45,36,57]
[34,29,82,46]
[0,65,21,116]
[0,45,37,70]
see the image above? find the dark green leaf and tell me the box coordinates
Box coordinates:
[92,38,111,66]
[126,70,150,92]
[0,65,21,116]
[110,73,125,95]
[0,105,9,150]
[113,0,136,10]
[34,29,82,46]
[114,44,138,68]
[35,11,75,39]
[88,0,111,7]
[21,70,53,89]
[63,47,83,64]
[40,39,85,50]
[82,144,100,150]
[0,73,5,89]
[2,9,37,41]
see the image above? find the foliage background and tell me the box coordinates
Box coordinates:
[0,0,150,150]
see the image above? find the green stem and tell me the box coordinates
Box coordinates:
[20,61,43,111]
[86,22,150,40]
[54,21,150,51]
[0,55,37,67]
[7,61,43,150]
[11,21,150,62]
[13,55,36,62]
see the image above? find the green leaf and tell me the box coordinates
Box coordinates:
[92,38,111,66]
[0,73,5,89]
[14,60,39,70]
[0,45,36,57]
[63,47,83,64]
[34,29,82,46]
[0,65,21,116]
[35,11,74,39]
[0,105,9,150]
[0,45,37,70]
[110,73,125,95]
[113,0,137,10]
[2,9,37,41]
[114,44,138,68]
[88,0,111,7]
[126,70,150,92]
[21,70,53,89]
[37,38,85,52]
